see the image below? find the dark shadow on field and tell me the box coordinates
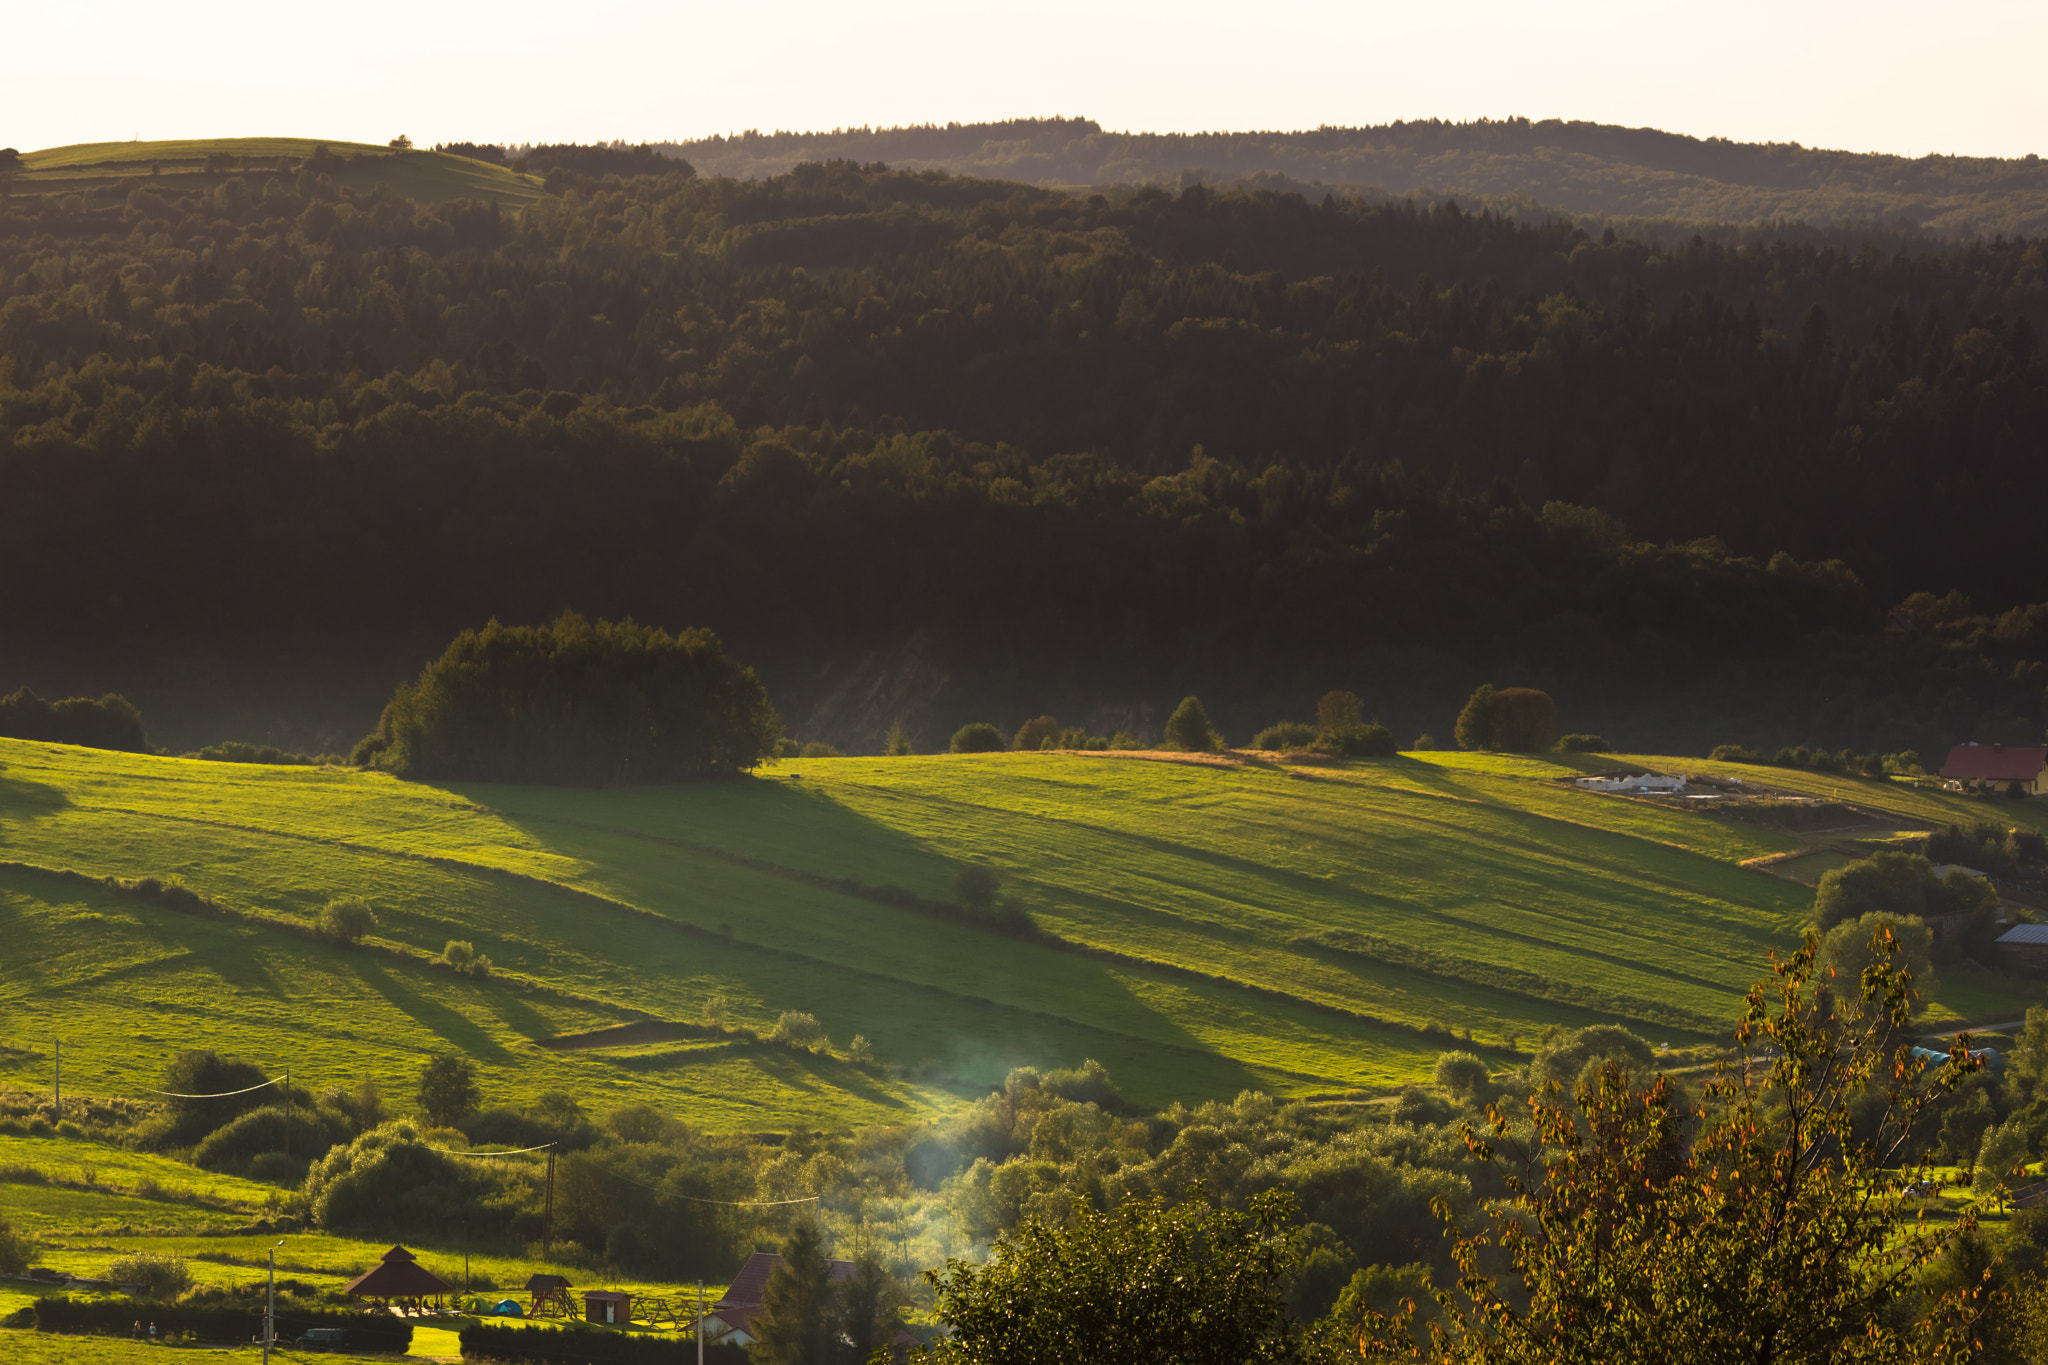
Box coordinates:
[735,1045,910,1109]
[346,959,515,1062]
[0,766,72,822]
[424,775,1284,1102]
[475,981,556,1042]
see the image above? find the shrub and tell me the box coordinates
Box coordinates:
[798,741,843,758]
[33,1297,411,1352]
[317,897,377,944]
[1432,1051,1493,1100]
[192,1104,344,1172]
[105,1251,192,1299]
[1709,744,1760,762]
[0,687,149,752]
[1013,716,1061,751]
[955,865,1001,914]
[949,723,1006,753]
[1325,723,1396,757]
[701,995,727,1027]
[356,612,781,784]
[1454,685,1558,752]
[1556,733,1612,754]
[0,1209,33,1275]
[848,1035,876,1065]
[440,939,475,968]
[1252,721,1318,751]
[769,1011,828,1051]
[306,1122,533,1242]
[1316,691,1365,735]
[134,1050,275,1151]
[885,724,914,756]
[461,1321,744,1365]
[1162,697,1221,752]
[416,1052,481,1127]
[1411,733,1439,750]
[1108,731,1142,750]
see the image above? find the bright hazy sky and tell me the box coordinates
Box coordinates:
[10,0,2043,159]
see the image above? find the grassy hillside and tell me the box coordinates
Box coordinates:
[0,737,2037,1130]
[13,138,545,206]
[664,117,2048,237]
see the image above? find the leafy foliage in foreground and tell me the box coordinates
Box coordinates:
[1359,930,1990,1363]
[912,1187,1308,1365]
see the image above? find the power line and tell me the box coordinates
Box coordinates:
[430,1143,559,1157]
[143,1077,283,1099]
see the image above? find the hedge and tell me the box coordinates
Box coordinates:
[461,1321,748,1364]
[32,1295,413,1352]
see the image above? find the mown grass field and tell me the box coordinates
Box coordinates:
[14,139,545,206]
[0,738,2039,1134]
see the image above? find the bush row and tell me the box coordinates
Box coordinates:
[1707,743,1924,776]
[461,1321,747,1365]
[31,1295,411,1352]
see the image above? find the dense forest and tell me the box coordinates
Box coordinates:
[2,152,2045,751]
[663,117,2048,238]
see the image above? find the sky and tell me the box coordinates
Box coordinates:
[8,0,2044,159]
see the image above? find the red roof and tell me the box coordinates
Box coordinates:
[1941,744,2048,782]
[714,1252,857,1311]
[342,1246,456,1300]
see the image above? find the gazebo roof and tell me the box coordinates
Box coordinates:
[342,1245,456,1300]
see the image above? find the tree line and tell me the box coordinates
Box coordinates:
[3,161,2047,749]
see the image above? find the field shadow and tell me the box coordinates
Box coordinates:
[0,766,72,823]
[423,775,1383,1100]
[346,959,516,1062]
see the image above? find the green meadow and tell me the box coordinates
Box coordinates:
[0,738,2038,1133]
[14,139,545,207]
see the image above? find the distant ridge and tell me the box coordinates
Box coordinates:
[659,116,2048,238]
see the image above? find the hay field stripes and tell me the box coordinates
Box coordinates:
[1,777,1416,1110]
[4,738,2035,1116]
[795,764,1802,1021]
[0,825,1397,1094]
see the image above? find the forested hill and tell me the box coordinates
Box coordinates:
[2,152,2046,754]
[662,117,2048,238]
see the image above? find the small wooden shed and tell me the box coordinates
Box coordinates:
[585,1290,632,1326]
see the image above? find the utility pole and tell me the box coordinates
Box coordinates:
[696,1281,704,1365]
[263,1239,284,1364]
[543,1150,555,1255]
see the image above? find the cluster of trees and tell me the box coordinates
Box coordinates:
[1452,685,1559,753]
[351,613,782,784]
[0,687,147,751]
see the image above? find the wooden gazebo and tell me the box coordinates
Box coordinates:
[342,1246,456,1313]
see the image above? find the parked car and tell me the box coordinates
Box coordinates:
[295,1328,350,1351]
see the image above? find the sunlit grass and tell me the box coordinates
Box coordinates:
[0,737,2032,1128]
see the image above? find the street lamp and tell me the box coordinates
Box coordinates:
[263,1239,285,1364]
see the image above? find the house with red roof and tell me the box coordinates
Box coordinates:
[1940,744,2048,796]
[697,1251,857,1348]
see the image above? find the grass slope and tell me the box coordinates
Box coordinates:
[0,738,2035,1130]
[15,139,545,207]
